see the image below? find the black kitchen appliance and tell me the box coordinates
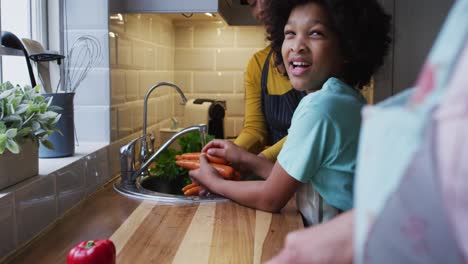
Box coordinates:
[192,98,226,139]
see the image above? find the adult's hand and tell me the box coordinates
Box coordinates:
[202,139,247,168]
[265,211,354,264]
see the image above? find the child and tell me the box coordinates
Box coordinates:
[189,0,391,226]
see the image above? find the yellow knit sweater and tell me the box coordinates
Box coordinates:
[234,46,293,161]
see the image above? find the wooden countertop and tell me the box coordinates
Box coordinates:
[6,181,303,264]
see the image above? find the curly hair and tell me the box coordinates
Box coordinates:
[263,0,391,88]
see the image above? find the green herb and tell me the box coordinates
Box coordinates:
[148,148,184,181]
[178,131,215,153]
[148,132,215,191]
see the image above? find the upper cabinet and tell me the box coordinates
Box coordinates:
[108,0,259,26]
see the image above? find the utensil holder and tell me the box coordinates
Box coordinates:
[39,92,75,158]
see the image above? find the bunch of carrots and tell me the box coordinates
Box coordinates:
[175,152,240,196]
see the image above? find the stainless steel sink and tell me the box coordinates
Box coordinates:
[114,83,227,204]
[114,175,226,204]
[114,123,227,203]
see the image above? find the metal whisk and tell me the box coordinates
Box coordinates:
[63,35,102,93]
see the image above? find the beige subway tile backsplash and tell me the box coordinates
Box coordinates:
[193,22,235,48]
[223,94,245,116]
[234,118,245,135]
[236,26,267,47]
[139,71,157,99]
[125,71,139,101]
[175,49,216,71]
[139,71,175,99]
[193,72,235,94]
[160,96,171,122]
[111,70,125,105]
[216,48,258,71]
[174,71,193,93]
[224,118,236,138]
[109,35,117,67]
[222,117,244,138]
[150,15,163,44]
[234,72,245,94]
[175,25,193,48]
[139,15,153,42]
[158,47,175,71]
[117,37,132,68]
[133,41,156,70]
[158,17,175,47]
[133,103,143,130]
[124,14,142,39]
[117,104,132,137]
[173,94,186,117]
[147,98,157,126]
[111,15,268,142]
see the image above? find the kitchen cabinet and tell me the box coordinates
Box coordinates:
[108,0,258,26]
[374,0,454,102]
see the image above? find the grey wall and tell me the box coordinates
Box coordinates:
[374,0,454,102]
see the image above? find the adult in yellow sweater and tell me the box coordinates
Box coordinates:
[234,0,305,161]
[235,0,307,161]
[234,45,305,161]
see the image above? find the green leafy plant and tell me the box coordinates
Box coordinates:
[148,148,184,182]
[0,82,61,154]
[178,131,215,153]
[148,132,216,190]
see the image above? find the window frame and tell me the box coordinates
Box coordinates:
[0,0,49,83]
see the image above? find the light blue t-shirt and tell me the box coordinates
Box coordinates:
[278,77,366,223]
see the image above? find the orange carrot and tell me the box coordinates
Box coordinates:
[184,186,200,196]
[176,152,228,165]
[232,171,241,181]
[175,160,238,180]
[182,182,198,192]
[175,160,200,170]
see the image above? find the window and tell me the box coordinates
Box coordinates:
[0,0,48,86]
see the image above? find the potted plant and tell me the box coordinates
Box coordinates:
[0,81,60,190]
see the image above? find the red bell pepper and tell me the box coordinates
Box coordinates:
[67,239,116,264]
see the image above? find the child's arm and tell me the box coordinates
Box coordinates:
[190,155,301,212]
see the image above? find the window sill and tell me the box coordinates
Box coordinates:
[39,142,107,175]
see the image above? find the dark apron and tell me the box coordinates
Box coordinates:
[261,50,305,145]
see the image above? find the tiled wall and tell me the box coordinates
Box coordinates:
[173,20,267,139]
[110,15,267,144]
[64,0,110,143]
[110,14,177,145]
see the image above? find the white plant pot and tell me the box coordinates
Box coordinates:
[0,140,39,190]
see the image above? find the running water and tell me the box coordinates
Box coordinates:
[198,125,208,149]
[200,132,207,149]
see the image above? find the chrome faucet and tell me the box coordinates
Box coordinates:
[140,82,188,167]
[120,124,208,186]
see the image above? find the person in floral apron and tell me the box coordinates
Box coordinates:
[266,1,468,263]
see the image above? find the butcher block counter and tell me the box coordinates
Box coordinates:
[6,181,303,263]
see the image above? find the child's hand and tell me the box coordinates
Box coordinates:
[202,140,246,168]
[188,154,224,193]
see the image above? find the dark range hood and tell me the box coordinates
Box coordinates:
[109,0,259,26]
